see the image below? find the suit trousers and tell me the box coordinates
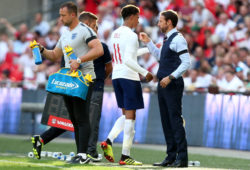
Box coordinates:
[157,77,188,161]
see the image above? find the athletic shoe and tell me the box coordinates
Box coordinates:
[119,157,142,166]
[88,153,102,162]
[67,154,90,164]
[100,141,114,162]
[31,135,43,159]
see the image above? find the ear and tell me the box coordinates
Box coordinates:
[167,19,172,25]
[71,12,76,17]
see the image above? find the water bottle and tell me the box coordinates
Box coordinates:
[58,155,66,161]
[30,40,42,65]
[66,155,72,161]
[41,151,47,157]
[47,151,53,157]
[52,152,58,158]
[64,45,77,60]
[58,155,71,161]
[188,160,200,166]
[52,152,63,158]
[28,152,34,158]
[69,152,75,157]
[194,161,200,166]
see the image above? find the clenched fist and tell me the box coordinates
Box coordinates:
[139,32,151,43]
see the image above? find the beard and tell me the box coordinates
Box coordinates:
[160,25,168,33]
[63,20,72,27]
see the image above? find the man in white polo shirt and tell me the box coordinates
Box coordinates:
[32,1,103,164]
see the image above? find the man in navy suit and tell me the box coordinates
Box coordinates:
[140,10,190,167]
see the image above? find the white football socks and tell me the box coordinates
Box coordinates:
[107,115,125,143]
[122,119,135,156]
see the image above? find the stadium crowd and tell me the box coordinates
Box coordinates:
[0,0,249,92]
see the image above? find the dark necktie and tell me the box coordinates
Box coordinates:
[163,36,167,43]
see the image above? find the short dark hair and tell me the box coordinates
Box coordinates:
[121,4,140,20]
[79,11,98,22]
[60,1,77,15]
[160,10,178,27]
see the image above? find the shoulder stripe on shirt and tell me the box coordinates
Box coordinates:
[80,23,94,36]
[178,49,188,56]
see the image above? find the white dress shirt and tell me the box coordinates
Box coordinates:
[146,28,191,78]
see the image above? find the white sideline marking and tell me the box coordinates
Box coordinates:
[0,160,64,169]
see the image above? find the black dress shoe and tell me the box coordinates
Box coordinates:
[153,159,175,167]
[168,159,188,167]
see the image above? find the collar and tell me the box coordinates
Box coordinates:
[165,28,178,39]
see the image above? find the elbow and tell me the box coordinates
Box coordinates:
[183,61,191,71]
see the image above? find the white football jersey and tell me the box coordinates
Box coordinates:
[111,26,148,81]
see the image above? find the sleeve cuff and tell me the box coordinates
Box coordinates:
[171,73,179,79]
[146,40,154,48]
[142,70,148,77]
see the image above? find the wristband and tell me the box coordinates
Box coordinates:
[40,47,45,54]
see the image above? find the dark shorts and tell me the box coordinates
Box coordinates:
[112,78,144,110]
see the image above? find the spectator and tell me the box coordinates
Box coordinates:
[156,0,171,12]
[0,69,11,87]
[18,47,37,89]
[191,2,214,28]
[232,51,249,78]
[97,5,114,44]
[13,33,29,55]
[226,0,237,17]
[238,47,250,77]
[179,0,194,24]
[184,69,198,91]
[234,5,249,29]
[235,66,245,81]
[196,66,213,89]
[211,56,224,76]
[246,71,250,91]
[227,16,250,49]
[82,0,101,14]
[215,12,236,42]
[33,13,51,36]
[54,18,68,35]
[0,33,11,63]
[184,33,199,54]
[193,46,205,69]
[247,55,250,67]
[45,31,59,50]
[217,70,245,92]
[0,18,33,40]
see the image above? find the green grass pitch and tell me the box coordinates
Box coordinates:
[0,136,249,169]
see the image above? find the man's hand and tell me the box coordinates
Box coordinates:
[35,43,44,51]
[145,72,153,82]
[139,32,151,43]
[160,76,171,88]
[69,59,80,71]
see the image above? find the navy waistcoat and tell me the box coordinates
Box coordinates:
[157,32,181,79]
